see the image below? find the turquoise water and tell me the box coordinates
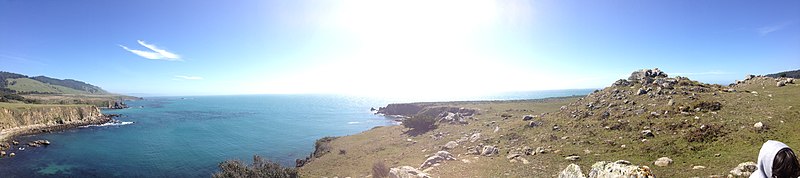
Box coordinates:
[0,90,592,177]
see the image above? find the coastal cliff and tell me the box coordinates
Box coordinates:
[0,104,109,141]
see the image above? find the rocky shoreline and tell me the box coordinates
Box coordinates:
[0,114,118,159]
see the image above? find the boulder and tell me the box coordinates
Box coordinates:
[443,141,458,150]
[746,75,755,80]
[637,88,647,95]
[588,160,655,178]
[528,121,542,127]
[480,145,499,156]
[641,130,655,137]
[469,133,481,143]
[653,157,672,167]
[558,164,586,178]
[787,78,795,84]
[613,79,632,87]
[27,140,51,147]
[419,151,456,169]
[628,68,668,85]
[389,166,431,178]
[692,165,706,170]
[0,151,5,157]
[777,80,786,87]
[729,162,756,177]
[9,152,15,157]
[754,122,764,130]
[565,155,580,161]
[522,115,535,121]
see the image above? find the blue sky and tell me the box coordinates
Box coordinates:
[1,0,798,96]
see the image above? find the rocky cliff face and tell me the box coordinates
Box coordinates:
[377,103,425,116]
[0,105,104,130]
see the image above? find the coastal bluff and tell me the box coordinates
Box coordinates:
[0,104,108,141]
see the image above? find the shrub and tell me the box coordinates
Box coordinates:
[212,155,298,178]
[402,115,437,131]
[372,161,390,178]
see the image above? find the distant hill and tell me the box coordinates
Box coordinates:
[765,69,800,78]
[0,71,108,95]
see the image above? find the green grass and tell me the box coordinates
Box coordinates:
[6,78,89,95]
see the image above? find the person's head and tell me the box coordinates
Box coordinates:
[772,147,800,178]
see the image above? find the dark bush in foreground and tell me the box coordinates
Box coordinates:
[372,161,389,178]
[213,155,298,178]
[402,115,436,131]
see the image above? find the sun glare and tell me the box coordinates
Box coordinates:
[248,0,557,97]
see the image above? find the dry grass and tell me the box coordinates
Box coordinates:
[299,77,800,177]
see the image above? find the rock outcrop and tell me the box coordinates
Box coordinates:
[560,160,654,178]
[558,164,586,178]
[587,160,655,178]
[728,162,756,177]
[105,100,128,109]
[389,166,431,178]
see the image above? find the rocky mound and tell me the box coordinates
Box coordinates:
[556,68,729,121]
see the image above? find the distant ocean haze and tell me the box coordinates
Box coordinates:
[0,90,593,177]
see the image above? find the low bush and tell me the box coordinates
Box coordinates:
[212,155,298,178]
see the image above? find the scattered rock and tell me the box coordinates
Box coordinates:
[522,115,535,121]
[642,130,656,137]
[469,133,481,143]
[419,151,456,169]
[777,80,786,87]
[588,160,655,178]
[565,155,581,161]
[754,122,764,130]
[522,146,534,155]
[528,121,542,127]
[389,166,431,178]
[480,145,499,156]
[692,165,706,170]
[637,88,648,95]
[653,157,672,167]
[613,79,632,87]
[729,162,756,177]
[26,140,51,148]
[506,153,521,159]
[558,164,586,178]
[443,141,458,150]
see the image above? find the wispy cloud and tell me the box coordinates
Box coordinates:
[672,71,729,76]
[757,21,794,36]
[120,40,181,61]
[174,75,203,80]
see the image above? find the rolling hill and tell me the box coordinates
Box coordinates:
[0,71,108,95]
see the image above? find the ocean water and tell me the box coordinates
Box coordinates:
[0,90,592,177]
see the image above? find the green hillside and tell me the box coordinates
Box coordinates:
[0,71,109,95]
[6,78,90,94]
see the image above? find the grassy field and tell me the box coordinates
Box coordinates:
[6,78,89,95]
[299,77,800,177]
